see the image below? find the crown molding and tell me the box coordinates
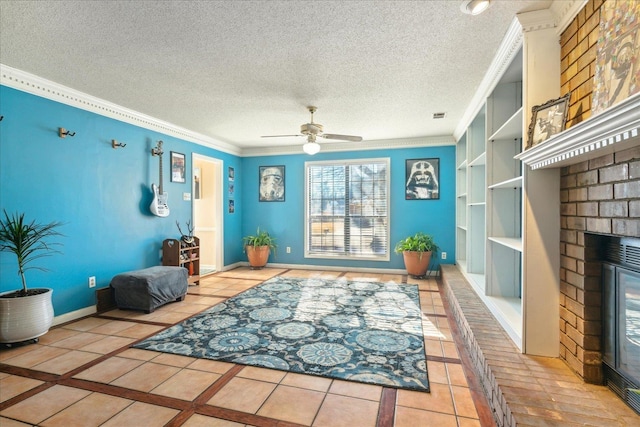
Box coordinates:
[551,0,588,35]
[516,93,640,170]
[2,64,453,158]
[517,9,557,33]
[453,17,523,141]
[240,135,455,157]
[0,64,241,156]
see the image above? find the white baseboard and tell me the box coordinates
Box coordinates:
[248,262,441,277]
[53,306,97,326]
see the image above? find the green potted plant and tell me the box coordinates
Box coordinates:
[394,231,439,278]
[242,227,277,269]
[0,211,63,344]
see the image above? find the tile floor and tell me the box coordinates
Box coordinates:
[0,268,490,426]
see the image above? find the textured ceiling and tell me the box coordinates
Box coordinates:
[0,0,553,149]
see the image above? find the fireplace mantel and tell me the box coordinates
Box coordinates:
[516,93,640,169]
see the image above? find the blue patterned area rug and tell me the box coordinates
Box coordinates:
[134,276,429,391]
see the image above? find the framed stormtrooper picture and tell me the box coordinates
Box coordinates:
[405,158,439,200]
[259,165,285,202]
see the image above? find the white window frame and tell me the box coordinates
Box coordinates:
[304,157,390,261]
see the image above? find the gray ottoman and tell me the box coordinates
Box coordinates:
[110,266,188,313]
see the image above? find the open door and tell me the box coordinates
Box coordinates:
[192,154,223,275]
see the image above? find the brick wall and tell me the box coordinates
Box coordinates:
[558,0,640,384]
[560,0,602,127]
[559,145,640,383]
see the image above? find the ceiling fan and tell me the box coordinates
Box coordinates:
[261,106,363,154]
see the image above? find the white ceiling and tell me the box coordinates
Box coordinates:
[0,0,554,151]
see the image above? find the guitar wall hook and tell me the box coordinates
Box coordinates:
[151,140,163,156]
[111,139,127,149]
[58,127,76,138]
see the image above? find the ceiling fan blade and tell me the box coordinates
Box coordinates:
[261,134,302,138]
[321,134,363,142]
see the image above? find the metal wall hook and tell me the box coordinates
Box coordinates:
[112,139,127,148]
[0,116,4,122]
[58,127,76,138]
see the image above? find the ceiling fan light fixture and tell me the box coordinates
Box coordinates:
[303,141,321,155]
[460,0,491,15]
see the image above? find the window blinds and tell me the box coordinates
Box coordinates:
[305,159,389,260]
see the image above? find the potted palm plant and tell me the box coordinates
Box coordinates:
[242,227,277,269]
[0,211,63,344]
[394,231,439,278]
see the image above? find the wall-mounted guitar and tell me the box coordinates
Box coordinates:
[150,140,170,217]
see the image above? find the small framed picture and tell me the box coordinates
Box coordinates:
[405,158,439,200]
[526,93,571,149]
[170,151,186,183]
[259,165,285,202]
[228,166,235,182]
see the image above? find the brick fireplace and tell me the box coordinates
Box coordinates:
[534,0,640,386]
[560,145,640,383]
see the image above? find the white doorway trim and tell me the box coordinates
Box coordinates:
[192,153,224,273]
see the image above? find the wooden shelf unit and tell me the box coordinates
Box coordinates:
[163,237,200,286]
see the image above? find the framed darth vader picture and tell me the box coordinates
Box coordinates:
[405,158,439,200]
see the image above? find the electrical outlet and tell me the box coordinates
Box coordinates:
[286,246,291,254]
[441,252,447,260]
[88,276,96,288]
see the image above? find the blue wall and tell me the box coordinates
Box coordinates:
[241,146,456,271]
[1,85,456,318]
[0,86,242,315]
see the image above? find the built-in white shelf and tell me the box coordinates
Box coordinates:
[457,193,468,198]
[455,16,562,358]
[488,107,523,141]
[485,295,522,345]
[488,176,523,189]
[461,265,523,350]
[488,236,523,252]
[468,152,486,166]
[457,160,468,169]
[458,225,468,231]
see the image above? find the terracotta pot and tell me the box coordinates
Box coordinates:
[246,245,271,269]
[0,288,54,344]
[402,251,432,278]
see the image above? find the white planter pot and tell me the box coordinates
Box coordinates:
[0,288,54,344]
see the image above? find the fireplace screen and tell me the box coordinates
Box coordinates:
[603,257,640,413]
[618,267,640,385]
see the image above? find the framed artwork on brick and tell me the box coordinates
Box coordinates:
[592,0,640,115]
[526,93,570,150]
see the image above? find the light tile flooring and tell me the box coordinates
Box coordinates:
[0,268,491,426]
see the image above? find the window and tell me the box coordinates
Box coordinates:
[305,158,389,260]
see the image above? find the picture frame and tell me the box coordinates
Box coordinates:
[592,1,640,115]
[170,151,186,183]
[526,93,571,150]
[259,165,285,202]
[405,158,440,200]
[228,166,235,182]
